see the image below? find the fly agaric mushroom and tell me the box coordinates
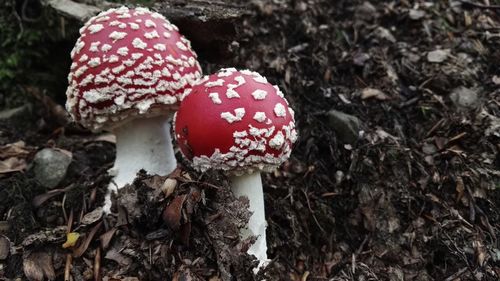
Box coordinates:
[174,68,298,266]
[65,6,202,211]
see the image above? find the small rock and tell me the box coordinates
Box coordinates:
[0,104,31,120]
[353,52,371,66]
[355,2,378,21]
[427,49,450,63]
[492,75,500,85]
[450,86,479,110]
[409,9,425,20]
[327,110,363,144]
[374,26,396,43]
[33,148,72,188]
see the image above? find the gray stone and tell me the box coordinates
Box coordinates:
[450,86,479,110]
[33,148,72,188]
[327,110,363,144]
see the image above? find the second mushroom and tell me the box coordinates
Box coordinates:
[174,68,298,267]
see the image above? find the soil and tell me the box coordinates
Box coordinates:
[1,0,499,280]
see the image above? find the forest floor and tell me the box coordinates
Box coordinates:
[0,0,499,280]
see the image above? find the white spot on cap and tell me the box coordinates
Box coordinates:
[221,108,245,123]
[176,41,188,51]
[269,131,285,149]
[79,54,89,62]
[163,32,171,38]
[226,88,240,99]
[117,47,129,56]
[251,89,268,100]
[132,38,147,49]
[205,79,225,87]
[101,44,112,52]
[109,20,121,26]
[88,57,101,68]
[108,55,119,63]
[217,68,237,77]
[129,22,139,30]
[253,75,268,84]
[145,19,156,28]
[88,24,104,34]
[109,31,127,41]
[144,30,160,39]
[233,131,248,138]
[253,112,267,123]
[289,108,295,119]
[153,43,166,51]
[89,42,101,52]
[208,93,222,104]
[274,103,287,117]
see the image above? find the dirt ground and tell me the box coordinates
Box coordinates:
[0,0,499,280]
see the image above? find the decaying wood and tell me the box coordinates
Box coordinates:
[43,0,248,62]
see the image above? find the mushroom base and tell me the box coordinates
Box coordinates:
[230,172,269,269]
[103,115,177,213]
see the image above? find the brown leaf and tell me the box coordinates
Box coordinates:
[0,157,27,174]
[32,185,73,208]
[73,221,103,257]
[100,227,117,250]
[0,141,32,159]
[179,222,192,246]
[23,252,56,281]
[163,195,187,230]
[0,235,10,260]
[361,88,390,100]
[80,207,104,226]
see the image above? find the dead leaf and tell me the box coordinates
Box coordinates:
[163,195,187,230]
[93,133,116,144]
[100,227,117,250]
[0,141,32,159]
[0,157,26,174]
[427,49,450,63]
[104,248,132,267]
[361,88,390,100]
[62,232,80,248]
[23,252,56,281]
[32,185,73,207]
[81,207,104,226]
[0,235,10,260]
[73,221,103,257]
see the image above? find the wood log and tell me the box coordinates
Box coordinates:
[43,0,248,62]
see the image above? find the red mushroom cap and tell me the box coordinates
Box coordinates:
[174,68,298,174]
[66,6,202,131]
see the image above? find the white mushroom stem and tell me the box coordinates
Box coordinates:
[103,115,177,213]
[230,172,269,269]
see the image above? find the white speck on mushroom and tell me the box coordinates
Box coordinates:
[88,57,101,68]
[109,20,121,26]
[163,32,171,38]
[74,65,88,78]
[226,88,240,99]
[163,23,173,31]
[208,93,222,104]
[205,79,225,87]
[112,64,126,74]
[89,41,101,52]
[131,53,143,60]
[145,19,156,28]
[233,130,248,138]
[153,44,166,51]
[109,31,127,41]
[88,24,104,34]
[80,74,94,86]
[108,55,119,63]
[117,13,131,19]
[132,38,147,49]
[176,41,188,51]
[74,41,85,54]
[288,108,295,119]
[253,112,267,123]
[94,15,110,23]
[83,89,109,103]
[253,75,268,84]
[117,47,129,56]
[269,131,285,149]
[251,89,268,100]
[114,95,125,105]
[217,68,236,77]
[144,30,160,39]
[79,54,89,62]
[274,103,287,117]
[274,86,285,98]
[221,108,245,123]
[101,44,112,52]
[129,22,139,30]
